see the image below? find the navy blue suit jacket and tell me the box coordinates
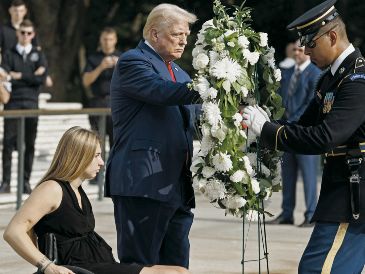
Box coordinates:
[279,63,321,122]
[105,41,200,205]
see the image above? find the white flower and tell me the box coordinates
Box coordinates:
[205,179,226,201]
[227,41,235,47]
[211,57,242,83]
[259,32,268,47]
[192,45,206,58]
[211,125,227,142]
[194,76,210,97]
[202,102,222,127]
[242,155,253,175]
[239,130,247,139]
[232,113,243,127]
[242,49,260,66]
[202,19,215,31]
[193,176,207,192]
[230,170,246,182]
[201,123,211,136]
[213,42,225,52]
[193,53,210,70]
[246,210,259,222]
[251,178,260,194]
[196,33,205,45]
[207,87,218,99]
[241,86,249,97]
[274,69,282,81]
[212,152,233,172]
[190,157,204,173]
[226,195,247,209]
[219,50,229,58]
[224,29,236,37]
[238,35,250,49]
[202,166,216,178]
[267,58,276,69]
[200,135,214,156]
[209,51,220,67]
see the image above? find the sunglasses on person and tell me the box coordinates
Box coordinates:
[20,31,33,36]
[302,25,337,49]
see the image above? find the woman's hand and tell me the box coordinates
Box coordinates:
[44,263,75,274]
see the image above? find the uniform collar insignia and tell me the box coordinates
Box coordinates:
[339,67,345,74]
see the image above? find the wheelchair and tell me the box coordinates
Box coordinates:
[34,233,95,274]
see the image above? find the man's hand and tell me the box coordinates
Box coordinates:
[34,66,46,76]
[100,56,116,70]
[10,71,22,80]
[242,105,270,135]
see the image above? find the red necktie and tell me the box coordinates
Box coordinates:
[166,62,176,82]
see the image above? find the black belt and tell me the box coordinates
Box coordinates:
[325,142,365,157]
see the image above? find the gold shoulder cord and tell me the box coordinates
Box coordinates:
[275,126,285,151]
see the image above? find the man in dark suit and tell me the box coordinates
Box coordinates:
[243,0,365,272]
[268,40,321,227]
[105,4,199,268]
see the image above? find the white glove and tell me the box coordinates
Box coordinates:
[242,105,270,135]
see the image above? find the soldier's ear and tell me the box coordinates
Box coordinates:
[329,31,337,46]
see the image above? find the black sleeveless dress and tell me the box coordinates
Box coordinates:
[33,180,143,274]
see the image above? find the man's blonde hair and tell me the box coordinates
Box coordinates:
[143,4,197,41]
[38,126,100,184]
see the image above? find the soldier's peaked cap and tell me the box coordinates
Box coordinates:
[287,0,339,45]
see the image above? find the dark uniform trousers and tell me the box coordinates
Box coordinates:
[3,100,38,184]
[299,222,365,274]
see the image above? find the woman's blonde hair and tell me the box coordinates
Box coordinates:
[143,4,197,41]
[38,126,100,184]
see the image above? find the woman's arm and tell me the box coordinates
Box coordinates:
[3,180,75,274]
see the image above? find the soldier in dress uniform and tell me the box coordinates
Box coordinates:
[242,0,365,272]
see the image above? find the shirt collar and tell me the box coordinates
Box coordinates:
[330,44,355,75]
[16,43,32,55]
[295,59,311,72]
[144,40,170,63]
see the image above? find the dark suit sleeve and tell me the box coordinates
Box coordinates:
[21,51,47,86]
[112,52,200,106]
[260,78,365,154]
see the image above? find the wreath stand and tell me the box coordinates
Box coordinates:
[241,199,270,274]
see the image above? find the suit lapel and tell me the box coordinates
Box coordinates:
[137,41,172,81]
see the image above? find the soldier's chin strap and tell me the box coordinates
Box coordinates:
[346,148,363,220]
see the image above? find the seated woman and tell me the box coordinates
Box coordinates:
[3,126,189,274]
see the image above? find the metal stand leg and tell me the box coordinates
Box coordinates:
[241,203,270,274]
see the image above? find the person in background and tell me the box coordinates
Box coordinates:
[0,19,47,194]
[82,27,119,150]
[0,0,53,87]
[3,126,190,274]
[106,3,200,268]
[268,40,321,227]
[0,67,11,103]
[279,41,296,69]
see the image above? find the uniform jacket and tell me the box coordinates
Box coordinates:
[105,41,200,206]
[261,49,365,223]
[2,45,46,102]
[279,63,321,122]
